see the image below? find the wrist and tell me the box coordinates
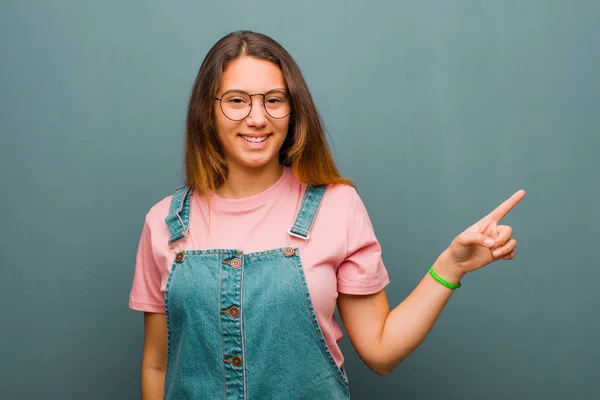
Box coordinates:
[432,250,466,284]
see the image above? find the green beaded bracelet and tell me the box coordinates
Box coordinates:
[429,266,461,290]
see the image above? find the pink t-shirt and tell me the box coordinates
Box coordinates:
[129,167,389,368]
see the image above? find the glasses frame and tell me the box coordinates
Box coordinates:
[214,88,292,121]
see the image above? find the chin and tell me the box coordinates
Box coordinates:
[238,159,278,169]
[225,151,271,167]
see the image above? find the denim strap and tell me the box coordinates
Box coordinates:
[165,186,193,245]
[288,185,327,241]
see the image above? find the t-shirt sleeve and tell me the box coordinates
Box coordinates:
[129,220,166,313]
[337,190,390,294]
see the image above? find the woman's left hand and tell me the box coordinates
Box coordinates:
[446,190,526,275]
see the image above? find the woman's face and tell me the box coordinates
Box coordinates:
[214,56,290,173]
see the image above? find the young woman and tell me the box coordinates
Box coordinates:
[129,30,525,399]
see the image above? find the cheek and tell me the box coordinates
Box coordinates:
[214,114,239,140]
[275,118,291,136]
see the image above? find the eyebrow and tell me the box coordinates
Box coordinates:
[221,87,288,94]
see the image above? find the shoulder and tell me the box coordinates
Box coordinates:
[317,183,361,222]
[322,183,363,210]
[322,183,358,204]
[143,192,176,231]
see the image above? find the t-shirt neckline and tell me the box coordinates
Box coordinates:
[205,167,292,213]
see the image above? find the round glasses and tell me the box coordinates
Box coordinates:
[215,89,292,121]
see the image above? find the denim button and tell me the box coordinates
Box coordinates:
[230,258,242,269]
[175,252,185,263]
[228,306,240,318]
[283,247,295,257]
[231,356,242,367]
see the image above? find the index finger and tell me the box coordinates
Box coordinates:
[487,189,526,221]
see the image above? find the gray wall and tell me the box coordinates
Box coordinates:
[1,1,598,399]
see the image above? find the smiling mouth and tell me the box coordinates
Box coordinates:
[240,134,270,143]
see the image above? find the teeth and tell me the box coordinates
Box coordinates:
[242,135,268,143]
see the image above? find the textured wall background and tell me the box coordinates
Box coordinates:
[1,1,598,399]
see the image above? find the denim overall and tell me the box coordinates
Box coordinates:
[163,185,350,399]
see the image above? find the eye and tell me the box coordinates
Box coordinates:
[226,97,248,104]
[266,97,283,104]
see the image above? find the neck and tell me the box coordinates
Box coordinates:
[218,162,284,199]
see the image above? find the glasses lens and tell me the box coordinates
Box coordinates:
[221,91,251,120]
[264,90,291,119]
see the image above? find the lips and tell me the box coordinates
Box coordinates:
[240,133,271,144]
[241,135,268,143]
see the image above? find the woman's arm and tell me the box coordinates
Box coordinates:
[338,250,462,376]
[339,190,524,376]
[141,312,167,400]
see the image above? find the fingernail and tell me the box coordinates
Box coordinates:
[493,250,501,257]
[485,238,494,247]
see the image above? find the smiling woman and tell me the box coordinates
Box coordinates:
[182,31,351,201]
[212,57,291,183]
[129,30,524,400]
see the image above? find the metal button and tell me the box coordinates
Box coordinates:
[175,252,185,263]
[284,247,295,257]
[230,257,242,269]
[231,356,242,367]
[228,306,240,318]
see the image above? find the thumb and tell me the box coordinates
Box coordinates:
[455,231,495,248]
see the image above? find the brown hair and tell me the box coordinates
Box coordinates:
[184,30,352,194]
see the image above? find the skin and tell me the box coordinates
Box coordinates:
[337,190,525,375]
[141,56,526,399]
[213,56,291,199]
[141,56,292,399]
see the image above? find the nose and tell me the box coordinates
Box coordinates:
[245,96,267,128]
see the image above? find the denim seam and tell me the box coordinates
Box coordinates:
[290,186,310,239]
[177,249,240,255]
[174,188,186,234]
[240,256,248,399]
[180,248,295,258]
[175,187,191,241]
[289,185,310,238]
[181,188,192,238]
[289,185,327,239]
[167,187,186,243]
[292,254,350,391]
[163,260,179,384]
[219,254,227,399]
[168,186,192,243]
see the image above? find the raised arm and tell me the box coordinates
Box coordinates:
[338,190,525,376]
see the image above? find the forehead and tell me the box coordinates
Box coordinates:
[219,56,286,93]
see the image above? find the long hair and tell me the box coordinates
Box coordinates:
[185,30,352,194]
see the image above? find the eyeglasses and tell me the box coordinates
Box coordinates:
[215,89,292,121]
